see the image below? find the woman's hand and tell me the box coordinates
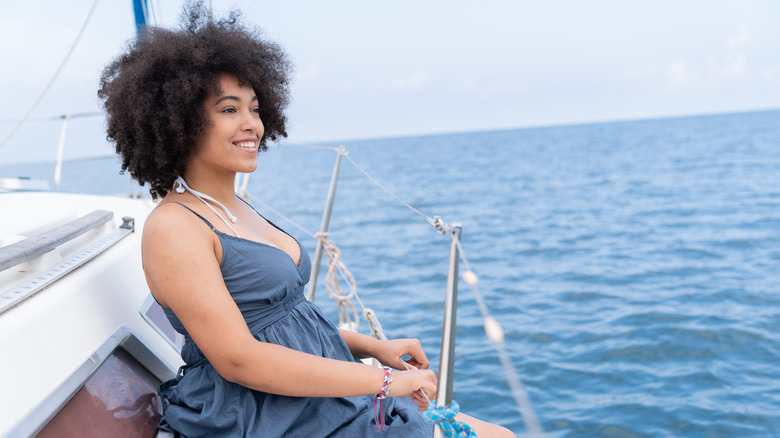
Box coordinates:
[372,339,436,410]
[372,338,430,371]
[388,368,437,411]
[338,332,437,409]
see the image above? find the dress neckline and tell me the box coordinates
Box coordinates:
[217,230,305,270]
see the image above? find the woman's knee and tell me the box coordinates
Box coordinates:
[453,413,517,438]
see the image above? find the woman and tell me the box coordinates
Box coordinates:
[99,4,514,437]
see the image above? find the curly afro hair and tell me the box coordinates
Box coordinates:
[98,3,291,199]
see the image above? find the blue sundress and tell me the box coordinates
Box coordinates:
[157,203,433,437]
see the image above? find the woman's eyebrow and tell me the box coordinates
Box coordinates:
[214,95,258,105]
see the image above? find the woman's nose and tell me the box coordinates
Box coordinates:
[241,111,264,136]
[240,110,259,131]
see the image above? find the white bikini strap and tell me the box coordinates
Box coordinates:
[174,176,240,237]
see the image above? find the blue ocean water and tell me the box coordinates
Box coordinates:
[5,109,780,437]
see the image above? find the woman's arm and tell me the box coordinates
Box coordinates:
[339,330,431,371]
[143,204,437,402]
[339,329,381,359]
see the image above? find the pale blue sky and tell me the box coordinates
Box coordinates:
[0,1,778,162]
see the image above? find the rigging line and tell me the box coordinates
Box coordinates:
[25,154,116,166]
[278,141,339,152]
[0,112,103,124]
[0,0,100,150]
[56,111,103,119]
[281,142,450,234]
[147,0,159,25]
[452,237,544,438]
[140,0,151,26]
[148,0,158,25]
[401,361,432,404]
[251,198,317,239]
[341,154,432,223]
[138,0,158,27]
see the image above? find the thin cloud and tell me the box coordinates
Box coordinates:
[662,24,754,91]
[716,53,748,78]
[727,24,749,50]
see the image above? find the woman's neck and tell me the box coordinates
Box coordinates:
[180,170,239,208]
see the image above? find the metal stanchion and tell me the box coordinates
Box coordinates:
[307,146,346,302]
[433,224,461,438]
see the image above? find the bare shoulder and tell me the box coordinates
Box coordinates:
[145,201,196,232]
[142,201,225,307]
[142,201,220,275]
[144,202,212,246]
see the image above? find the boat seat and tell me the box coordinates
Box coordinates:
[31,332,177,438]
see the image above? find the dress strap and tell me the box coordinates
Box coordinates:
[170,202,220,234]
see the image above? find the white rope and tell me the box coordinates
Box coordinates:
[316,231,360,329]
[363,308,388,341]
[0,0,101,149]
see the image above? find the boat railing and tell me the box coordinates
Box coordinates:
[52,112,102,191]
[306,146,347,302]
[0,111,126,194]
[0,210,135,315]
[431,224,461,438]
[256,143,543,437]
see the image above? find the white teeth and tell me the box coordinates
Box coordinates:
[235,141,256,149]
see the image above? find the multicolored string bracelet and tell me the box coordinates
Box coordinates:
[373,366,393,432]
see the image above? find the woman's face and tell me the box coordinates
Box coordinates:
[192,74,265,175]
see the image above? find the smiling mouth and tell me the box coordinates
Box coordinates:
[234,140,257,149]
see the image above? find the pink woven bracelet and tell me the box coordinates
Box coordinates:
[377,366,392,399]
[373,366,393,431]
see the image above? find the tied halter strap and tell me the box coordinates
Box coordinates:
[173,176,241,237]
